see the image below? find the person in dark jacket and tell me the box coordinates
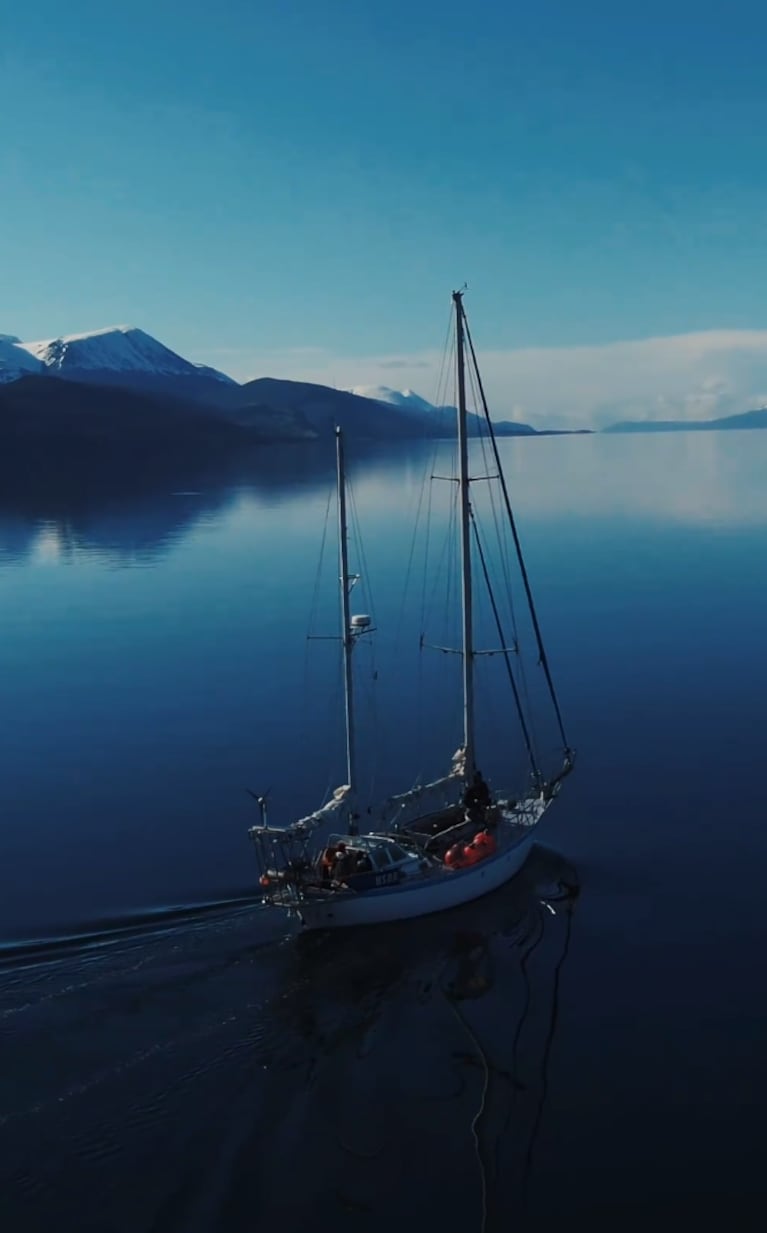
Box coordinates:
[333,843,355,881]
[464,770,491,810]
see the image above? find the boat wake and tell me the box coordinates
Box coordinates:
[0,890,269,974]
[0,846,578,1233]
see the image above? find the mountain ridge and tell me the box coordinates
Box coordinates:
[349,381,540,436]
[6,324,767,439]
[19,325,235,384]
[0,337,43,382]
[0,325,559,443]
[0,374,315,450]
[603,406,767,433]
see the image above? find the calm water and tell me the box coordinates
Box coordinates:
[1,431,766,1229]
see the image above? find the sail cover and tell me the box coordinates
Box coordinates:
[373,747,465,828]
[290,783,352,835]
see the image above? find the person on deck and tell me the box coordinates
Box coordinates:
[463,770,492,821]
[320,845,339,885]
[333,842,354,882]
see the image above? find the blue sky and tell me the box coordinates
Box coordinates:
[4,0,767,421]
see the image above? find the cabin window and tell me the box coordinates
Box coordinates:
[387,844,408,862]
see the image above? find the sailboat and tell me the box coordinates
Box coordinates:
[249,290,574,930]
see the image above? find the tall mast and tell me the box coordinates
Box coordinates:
[335,426,358,835]
[453,289,475,782]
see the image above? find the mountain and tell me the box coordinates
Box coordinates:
[0,375,315,453]
[2,324,578,447]
[15,325,244,413]
[492,419,539,436]
[0,337,43,383]
[350,383,539,436]
[351,385,438,416]
[604,407,767,434]
[7,330,432,443]
[20,325,234,383]
[235,378,439,439]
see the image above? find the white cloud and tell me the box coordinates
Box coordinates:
[194,329,767,430]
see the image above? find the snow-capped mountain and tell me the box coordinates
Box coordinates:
[0,337,43,383]
[20,326,235,385]
[351,385,439,416]
[351,383,538,437]
[1,324,318,443]
[1,326,542,444]
[238,377,436,439]
[11,324,246,414]
[194,363,236,383]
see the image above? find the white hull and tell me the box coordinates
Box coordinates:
[295,800,548,931]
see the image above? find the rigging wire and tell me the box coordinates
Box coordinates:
[416,471,438,771]
[413,297,457,650]
[475,495,541,775]
[346,472,383,810]
[418,479,464,756]
[433,304,457,417]
[302,485,336,795]
[462,304,572,758]
[464,338,536,733]
[470,512,540,784]
[306,486,334,640]
[357,635,380,807]
[420,322,458,634]
[315,641,345,808]
[466,357,520,651]
[415,307,462,775]
[347,480,375,622]
[464,355,537,764]
[419,475,436,639]
[422,470,459,644]
[395,462,430,649]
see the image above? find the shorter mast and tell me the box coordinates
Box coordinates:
[336,426,358,835]
[453,289,475,783]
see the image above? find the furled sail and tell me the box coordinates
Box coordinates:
[374,747,465,829]
[290,784,352,836]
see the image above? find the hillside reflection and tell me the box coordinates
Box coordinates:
[0,444,344,565]
[3,429,767,567]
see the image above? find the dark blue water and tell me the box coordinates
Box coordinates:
[1,431,766,1229]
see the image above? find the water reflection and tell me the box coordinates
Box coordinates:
[0,440,445,566]
[0,846,578,1233]
[2,430,766,570]
[1,424,765,1229]
[237,845,579,1232]
[498,429,767,526]
[0,445,339,565]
